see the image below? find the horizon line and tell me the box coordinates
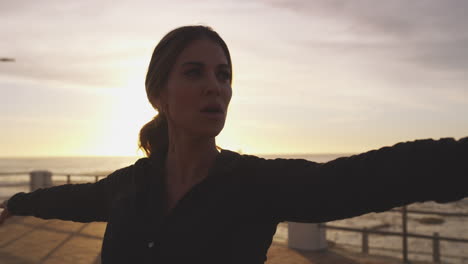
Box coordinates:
[0,152,358,159]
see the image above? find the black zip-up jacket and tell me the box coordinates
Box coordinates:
[7,137,468,263]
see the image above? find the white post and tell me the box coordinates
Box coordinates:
[30,171,53,191]
[288,222,327,251]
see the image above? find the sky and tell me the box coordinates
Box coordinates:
[1,0,467,157]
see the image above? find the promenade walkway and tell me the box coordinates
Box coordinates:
[0,216,430,264]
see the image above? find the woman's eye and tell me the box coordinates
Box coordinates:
[218,71,231,82]
[185,69,201,78]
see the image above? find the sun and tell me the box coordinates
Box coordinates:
[100,76,156,156]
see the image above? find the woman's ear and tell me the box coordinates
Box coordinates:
[153,98,162,111]
[149,93,161,110]
[150,93,168,115]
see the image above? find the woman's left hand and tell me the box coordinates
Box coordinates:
[0,200,12,226]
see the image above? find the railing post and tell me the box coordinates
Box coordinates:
[67,174,71,184]
[30,171,53,191]
[402,206,409,263]
[288,222,327,251]
[95,176,99,182]
[433,232,441,263]
[362,228,369,254]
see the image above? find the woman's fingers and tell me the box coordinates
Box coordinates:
[0,201,12,225]
[0,212,6,225]
[0,210,12,225]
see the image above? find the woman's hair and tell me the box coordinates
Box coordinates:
[138,25,233,158]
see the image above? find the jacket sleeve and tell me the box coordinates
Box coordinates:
[245,137,468,223]
[6,164,136,222]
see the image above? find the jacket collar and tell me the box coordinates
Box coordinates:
[134,148,242,224]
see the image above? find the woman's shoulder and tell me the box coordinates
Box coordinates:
[220,149,315,167]
[104,157,152,185]
[218,149,288,173]
[219,149,260,166]
[101,158,155,200]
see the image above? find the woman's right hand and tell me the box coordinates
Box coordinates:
[0,200,12,225]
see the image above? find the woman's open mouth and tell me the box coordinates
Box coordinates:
[200,104,224,119]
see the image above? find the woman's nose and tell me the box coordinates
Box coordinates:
[203,73,222,96]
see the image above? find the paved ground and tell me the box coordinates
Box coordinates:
[0,216,103,264]
[0,216,430,264]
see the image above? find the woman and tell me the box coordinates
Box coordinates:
[1,25,467,264]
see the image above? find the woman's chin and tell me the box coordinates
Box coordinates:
[204,129,223,138]
[197,125,224,138]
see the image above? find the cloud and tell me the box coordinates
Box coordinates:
[262,0,468,73]
[0,0,226,88]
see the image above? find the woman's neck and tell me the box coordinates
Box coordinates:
[165,136,219,187]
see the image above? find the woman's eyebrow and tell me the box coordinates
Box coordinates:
[217,64,230,69]
[182,61,204,67]
[181,61,229,68]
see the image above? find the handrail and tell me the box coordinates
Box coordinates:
[322,224,468,243]
[0,172,30,176]
[0,171,105,185]
[53,173,108,177]
[390,208,468,217]
[322,222,468,263]
[0,172,108,177]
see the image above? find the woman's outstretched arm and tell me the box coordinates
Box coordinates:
[242,137,468,223]
[2,163,139,223]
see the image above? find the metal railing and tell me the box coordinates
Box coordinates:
[52,172,106,184]
[0,171,107,180]
[321,206,468,263]
[0,171,108,198]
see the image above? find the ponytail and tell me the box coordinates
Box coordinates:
[138,113,168,158]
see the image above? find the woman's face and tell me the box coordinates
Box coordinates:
[157,38,232,139]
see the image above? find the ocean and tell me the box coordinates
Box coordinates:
[0,153,467,263]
